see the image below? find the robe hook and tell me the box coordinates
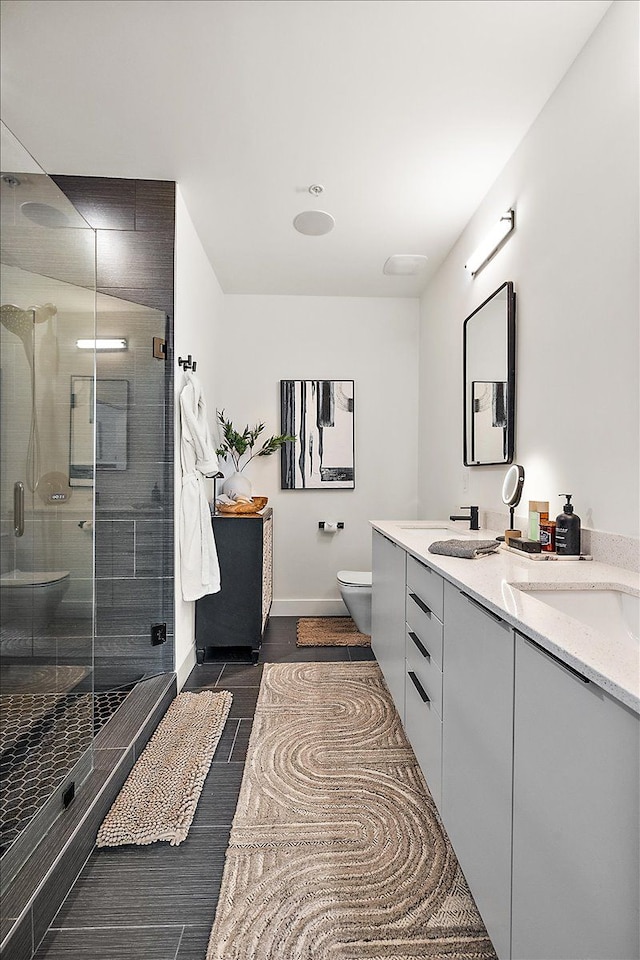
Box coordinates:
[178,355,197,372]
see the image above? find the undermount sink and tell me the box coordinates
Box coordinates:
[396,523,472,538]
[512,584,639,645]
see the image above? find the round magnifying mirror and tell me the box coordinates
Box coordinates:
[496,464,525,541]
[502,464,525,507]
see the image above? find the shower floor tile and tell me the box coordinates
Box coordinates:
[0,688,129,855]
[93,690,129,734]
[0,693,93,854]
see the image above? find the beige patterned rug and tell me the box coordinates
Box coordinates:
[207,663,496,959]
[97,690,232,848]
[296,616,370,647]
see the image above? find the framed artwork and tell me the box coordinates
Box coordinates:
[280,380,355,489]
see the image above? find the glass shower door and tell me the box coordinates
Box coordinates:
[0,122,97,880]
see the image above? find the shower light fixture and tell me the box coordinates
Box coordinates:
[76,338,127,350]
[465,209,515,276]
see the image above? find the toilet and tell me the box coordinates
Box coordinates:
[0,569,71,630]
[337,570,372,635]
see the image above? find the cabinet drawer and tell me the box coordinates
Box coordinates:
[405,666,443,808]
[406,625,443,718]
[406,587,444,667]
[406,554,444,621]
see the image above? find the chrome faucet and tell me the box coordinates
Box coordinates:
[449,506,480,530]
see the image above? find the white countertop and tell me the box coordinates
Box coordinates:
[371,520,640,714]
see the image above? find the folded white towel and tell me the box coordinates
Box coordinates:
[216,493,253,505]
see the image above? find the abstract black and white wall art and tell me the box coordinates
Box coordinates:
[280,380,355,489]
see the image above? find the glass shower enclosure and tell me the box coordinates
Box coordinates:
[0,122,97,886]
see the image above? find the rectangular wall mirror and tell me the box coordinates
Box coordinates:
[463,281,515,465]
[70,376,129,485]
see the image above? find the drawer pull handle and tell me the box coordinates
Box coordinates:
[460,591,505,625]
[523,636,590,684]
[409,592,432,617]
[408,630,430,660]
[408,671,430,703]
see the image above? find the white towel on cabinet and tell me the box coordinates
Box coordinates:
[179,370,221,601]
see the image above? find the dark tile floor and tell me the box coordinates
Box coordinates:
[34,617,374,959]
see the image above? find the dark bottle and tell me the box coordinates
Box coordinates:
[555,494,581,555]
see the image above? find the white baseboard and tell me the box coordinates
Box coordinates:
[270,599,348,618]
[176,644,197,690]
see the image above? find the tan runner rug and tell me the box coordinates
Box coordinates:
[207,662,496,959]
[296,616,370,647]
[97,690,232,848]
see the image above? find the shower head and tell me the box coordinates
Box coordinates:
[0,302,57,340]
[0,304,34,341]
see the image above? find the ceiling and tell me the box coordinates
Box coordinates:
[0,0,611,297]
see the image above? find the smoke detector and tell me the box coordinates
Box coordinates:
[383,254,428,276]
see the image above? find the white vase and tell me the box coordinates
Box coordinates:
[222,471,252,500]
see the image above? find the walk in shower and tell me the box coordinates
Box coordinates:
[0,123,98,884]
[1,128,176,942]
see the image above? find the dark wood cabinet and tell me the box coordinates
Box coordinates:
[195,508,273,662]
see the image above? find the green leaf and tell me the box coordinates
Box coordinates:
[215,410,293,467]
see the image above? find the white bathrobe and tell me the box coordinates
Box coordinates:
[179,371,221,601]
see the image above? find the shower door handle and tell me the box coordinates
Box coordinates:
[14,481,24,537]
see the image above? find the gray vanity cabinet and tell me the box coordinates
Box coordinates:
[511,633,640,960]
[371,530,406,720]
[404,555,445,807]
[441,582,514,960]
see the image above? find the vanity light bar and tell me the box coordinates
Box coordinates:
[465,209,515,276]
[76,338,128,350]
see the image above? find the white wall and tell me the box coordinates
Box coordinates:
[216,295,420,615]
[173,186,225,686]
[418,0,639,538]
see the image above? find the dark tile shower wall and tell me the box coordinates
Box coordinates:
[52,176,175,689]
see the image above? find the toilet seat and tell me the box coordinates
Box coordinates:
[337,570,372,588]
[0,569,70,588]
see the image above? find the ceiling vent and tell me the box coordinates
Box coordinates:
[383,254,428,276]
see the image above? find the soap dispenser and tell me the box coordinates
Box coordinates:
[555,494,581,555]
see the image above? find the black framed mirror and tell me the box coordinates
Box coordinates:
[463,281,515,466]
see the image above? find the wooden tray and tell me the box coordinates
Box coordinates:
[215,496,268,514]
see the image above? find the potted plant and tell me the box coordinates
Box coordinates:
[215,410,295,500]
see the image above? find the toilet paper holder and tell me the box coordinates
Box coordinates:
[318,521,344,530]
